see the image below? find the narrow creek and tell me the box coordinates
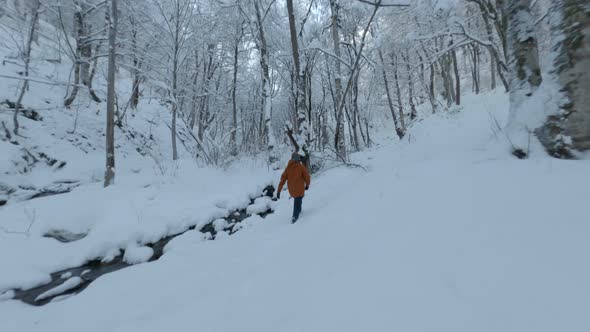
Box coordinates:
[9,185,276,306]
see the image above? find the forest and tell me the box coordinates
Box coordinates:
[0,1,588,331]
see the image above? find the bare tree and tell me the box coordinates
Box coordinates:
[153,0,195,160]
[331,0,388,161]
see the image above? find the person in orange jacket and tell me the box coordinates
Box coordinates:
[277,152,311,223]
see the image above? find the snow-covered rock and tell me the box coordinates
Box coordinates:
[122,245,154,265]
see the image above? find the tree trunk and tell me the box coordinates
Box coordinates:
[130,16,140,109]
[87,43,102,103]
[404,51,417,120]
[357,109,367,147]
[471,45,481,94]
[365,119,371,147]
[13,0,40,135]
[189,50,199,129]
[379,49,404,139]
[350,72,360,151]
[536,0,590,157]
[330,0,346,160]
[496,0,509,61]
[170,1,181,161]
[505,0,543,157]
[490,50,497,90]
[254,1,275,159]
[64,62,81,107]
[451,48,461,105]
[392,53,406,131]
[198,44,215,142]
[231,29,240,156]
[321,85,329,149]
[64,4,84,107]
[104,0,117,187]
[442,60,455,106]
[286,0,309,156]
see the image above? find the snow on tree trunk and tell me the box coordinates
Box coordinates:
[286,0,310,166]
[505,0,543,157]
[536,0,590,157]
[253,0,276,162]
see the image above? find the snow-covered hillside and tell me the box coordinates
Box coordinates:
[0,16,187,203]
[1,90,588,332]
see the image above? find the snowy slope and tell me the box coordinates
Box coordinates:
[0,14,276,292]
[1,91,588,332]
[0,15,207,203]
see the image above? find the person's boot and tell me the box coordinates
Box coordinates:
[291,216,297,224]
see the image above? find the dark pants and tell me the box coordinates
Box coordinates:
[293,196,303,220]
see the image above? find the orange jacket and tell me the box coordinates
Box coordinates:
[278,160,311,198]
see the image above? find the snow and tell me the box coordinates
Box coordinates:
[1,90,588,332]
[212,219,229,232]
[34,277,82,302]
[0,290,14,302]
[123,245,154,265]
[231,214,264,233]
[102,248,122,263]
[434,0,460,11]
[246,196,274,215]
[162,230,209,254]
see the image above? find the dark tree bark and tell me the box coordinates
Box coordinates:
[451,47,461,105]
[403,51,417,120]
[379,49,404,139]
[104,0,117,187]
[13,0,40,135]
[391,53,406,130]
[230,21,243,155]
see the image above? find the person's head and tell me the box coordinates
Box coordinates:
[291,152,301,162]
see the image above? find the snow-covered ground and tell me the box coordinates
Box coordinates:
[1,90,588,332]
